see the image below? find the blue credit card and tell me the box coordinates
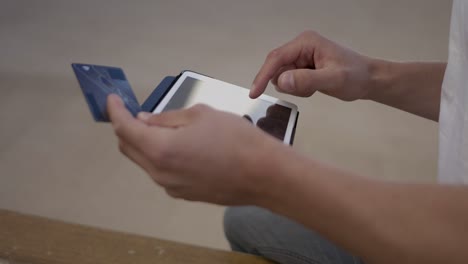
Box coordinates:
[71,63,142,122]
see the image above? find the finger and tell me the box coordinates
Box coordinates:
[137,111,152,121]
[165,187,199,202]
[118,139,157,176]
[138,104,209,128]
[271,64,297,87]
[276,69,342,97]
[118,139,170,187]
[165,188,184,199]
[250,39,305,98]
[138,110,192,128]
[107,94,156,151]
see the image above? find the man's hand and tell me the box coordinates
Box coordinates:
[251,30,374,101]
[107,94,285,205]
[252,30,446,120]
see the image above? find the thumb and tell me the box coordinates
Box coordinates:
[137,105,210,128]
[277,69,340,97]
[138,110,193,128]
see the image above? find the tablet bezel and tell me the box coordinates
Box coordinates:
[151,71,299,145]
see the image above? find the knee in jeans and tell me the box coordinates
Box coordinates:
[223,206,270,253]
[223,206,245,248]
[223,206,258,251]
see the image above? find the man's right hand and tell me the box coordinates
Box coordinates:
[250,30,375,101]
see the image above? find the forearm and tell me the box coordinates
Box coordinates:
[365,59,446,121]
[257,148,468,264]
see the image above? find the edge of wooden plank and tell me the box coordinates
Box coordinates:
[0,209,272,264]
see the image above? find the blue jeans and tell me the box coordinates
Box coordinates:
[224,206,364,264]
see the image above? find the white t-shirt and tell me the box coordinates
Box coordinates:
[438,0,468,184]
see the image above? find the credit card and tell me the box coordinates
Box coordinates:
[71,63,142,122]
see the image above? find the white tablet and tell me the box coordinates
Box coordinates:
[143,71,299,145]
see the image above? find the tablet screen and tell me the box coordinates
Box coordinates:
[160,76,292,141]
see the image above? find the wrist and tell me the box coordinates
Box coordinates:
[248,138,310,209]
[363,58,396,102]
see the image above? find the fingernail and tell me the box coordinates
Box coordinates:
[108,94,122,105]
[279,72,295,92]
[137,112,152,121]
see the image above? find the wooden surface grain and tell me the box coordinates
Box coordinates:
[0,209,272,264]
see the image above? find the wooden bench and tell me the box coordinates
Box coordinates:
[0,209,272,264]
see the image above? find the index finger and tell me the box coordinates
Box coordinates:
[250,39,303,98]
[107,94,155,151]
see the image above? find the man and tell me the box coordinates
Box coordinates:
[106,0,467,263]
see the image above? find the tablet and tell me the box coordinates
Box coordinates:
[146,71,299,145]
